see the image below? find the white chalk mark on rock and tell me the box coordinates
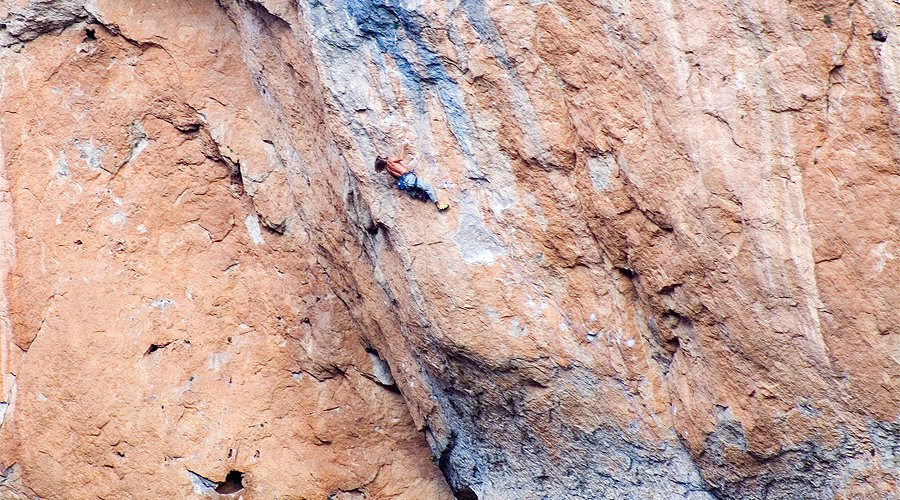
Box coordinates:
[245,215,265,245]
[151,298,174,309]
[74,138,107,171]
[587,153,615,192]
[108,212,126,225]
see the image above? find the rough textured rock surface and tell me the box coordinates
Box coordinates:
[1,0,898,499]
[0,1,450,498]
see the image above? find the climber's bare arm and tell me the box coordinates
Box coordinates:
[387,143,408,163]
[386,144,405,161]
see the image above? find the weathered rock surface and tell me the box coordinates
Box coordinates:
[1,0,898,499]
[0,1,450,498]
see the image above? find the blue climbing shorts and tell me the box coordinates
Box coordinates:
[397,172,437,203]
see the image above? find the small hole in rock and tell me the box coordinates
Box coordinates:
[74,240,83,246]
[454,485,479,500]
[616,266,636,279]
[188,376,195,382]
[664,337,681,353]
[366,221,386,235]
[227,448,233,458]
[215,470,244,494]
[85,27,96,40]
[145,344,164,355]
[227,336,232,343]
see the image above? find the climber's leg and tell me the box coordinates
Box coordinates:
[398,173,448,210]
[410,176,438,204]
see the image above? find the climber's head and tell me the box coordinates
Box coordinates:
[374,156,388,172]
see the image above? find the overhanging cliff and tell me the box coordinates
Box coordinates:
[0,0,897,498]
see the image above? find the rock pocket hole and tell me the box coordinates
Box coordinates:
[144,342,170,355]
[215,470,244,494]
[85,27,96,40]
[455,486,479,500]
[614,266,636,280]
[366,221,386,235]
[665,336,681,353]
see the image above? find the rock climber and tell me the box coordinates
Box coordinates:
[375,144,450,211]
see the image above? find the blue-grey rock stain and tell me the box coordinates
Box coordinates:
[310,0,477,161]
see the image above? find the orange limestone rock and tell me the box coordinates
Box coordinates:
[1,0,897,498]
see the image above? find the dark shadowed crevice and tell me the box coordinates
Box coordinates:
[144,342,171,355]
[215,470,244,494]
[454,486,479,500]
[187,469,244,496]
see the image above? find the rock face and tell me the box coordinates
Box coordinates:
[0,0,897,499]
[0,1,450,498]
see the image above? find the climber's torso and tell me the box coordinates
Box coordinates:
[385,158,408,178]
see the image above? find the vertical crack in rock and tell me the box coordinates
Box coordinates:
[112,121,150,174]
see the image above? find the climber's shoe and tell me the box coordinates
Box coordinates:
[436,202,450,212]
